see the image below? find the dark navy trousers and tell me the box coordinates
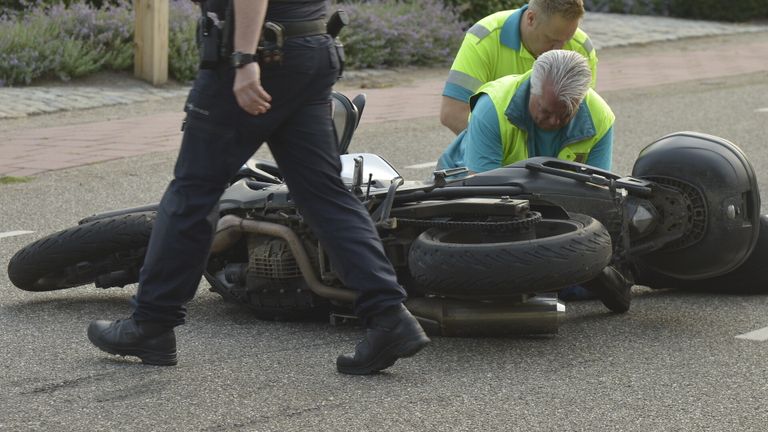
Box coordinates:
[132,35,406,326]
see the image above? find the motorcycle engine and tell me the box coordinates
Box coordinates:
[207,234,330,318]
[247,235,304,282]
[245,235,321,307]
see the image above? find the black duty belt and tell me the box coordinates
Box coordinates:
[263,18,327,41]
[256,18,328,65]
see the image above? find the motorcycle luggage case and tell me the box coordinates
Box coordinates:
[631,131,761,279]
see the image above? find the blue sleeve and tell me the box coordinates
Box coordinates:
[443,82,475,104]
[585,126,613,170]
[463,94,503,173]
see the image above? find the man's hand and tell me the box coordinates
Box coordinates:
[233,62,272,116]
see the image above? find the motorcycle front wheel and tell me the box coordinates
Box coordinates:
[408,213,612,297]
[7,212,154,291]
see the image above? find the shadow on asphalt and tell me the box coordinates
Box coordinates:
[3,293,132,312]
[632,286,768,298]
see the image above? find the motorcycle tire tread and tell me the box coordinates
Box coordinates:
[408,213,613,297]
[7,212,155,291]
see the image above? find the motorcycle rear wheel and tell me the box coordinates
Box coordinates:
[408,213,612,297]
[7,212,154,291]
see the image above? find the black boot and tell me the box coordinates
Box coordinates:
[583,265,633,313]
[337,304,430,375]
[87,318,177,366]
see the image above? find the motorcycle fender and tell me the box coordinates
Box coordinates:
[457,158,623,235]
[632,131,761,279]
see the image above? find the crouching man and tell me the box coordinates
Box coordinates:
[438,50,632,312]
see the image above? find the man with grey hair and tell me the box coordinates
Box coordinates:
[437,49,614,174]
[438,50,627,312]
[441,0,598,135]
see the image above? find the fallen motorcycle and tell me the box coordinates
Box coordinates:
[6,92,763,336]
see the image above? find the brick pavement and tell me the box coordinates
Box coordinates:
[1,29,767,177]
[0,112,184,177]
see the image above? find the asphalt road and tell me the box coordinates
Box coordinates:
[1,72,768,431]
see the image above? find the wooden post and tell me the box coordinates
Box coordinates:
[134,0,169,85]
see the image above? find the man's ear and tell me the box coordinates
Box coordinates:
[524,9,536,28]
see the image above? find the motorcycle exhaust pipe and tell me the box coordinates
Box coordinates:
[211,214,357,303]
[405,296,565,336]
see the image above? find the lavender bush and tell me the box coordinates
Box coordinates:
[0,0,197,86]
[584,0,671,15]
[0,1,132,85]
[340,0,465,69]
[49,1,134,70]
[441,0,525,23]
[0,15,55,85]
[1,0,467,86]
[168,0,198,82]
[584,0,768,21]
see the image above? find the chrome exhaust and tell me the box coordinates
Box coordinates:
[405,296,565,336]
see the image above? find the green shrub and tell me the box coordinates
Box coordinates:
[52,2,134,70]
[584,0,670,15]
[0,14,56,84]
[669,0,768,22]
[0,1,132,85]
[0,0,198,85]
[168,0,199,81]
[442,0,526,23]
[0,0,121,14]
[2,0,465,85]
[585,0,768,21]
[1,0,67,14]
[340,0,465,68]
[50,37,105,80]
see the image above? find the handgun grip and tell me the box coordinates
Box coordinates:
[327,10,349,39]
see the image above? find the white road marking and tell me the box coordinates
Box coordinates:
[0,230,34,239]
[756,108,768,113]
[404,161,437,169]
[735,326,768,341]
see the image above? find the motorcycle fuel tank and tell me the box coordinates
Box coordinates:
[218,180,293,212]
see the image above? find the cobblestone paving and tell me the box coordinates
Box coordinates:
[581,12,765,49]
[0,13,765,119]
[0,85,189,119]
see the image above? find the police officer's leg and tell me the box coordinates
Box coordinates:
[132,117,263,324]
[87,68,277,365]
[268,99,405,319]
[266,70,429,375]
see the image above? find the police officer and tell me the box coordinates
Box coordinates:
[441,0,597,135]
[87,0,430,375]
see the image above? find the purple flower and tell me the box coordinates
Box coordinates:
[342,0,464,68]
